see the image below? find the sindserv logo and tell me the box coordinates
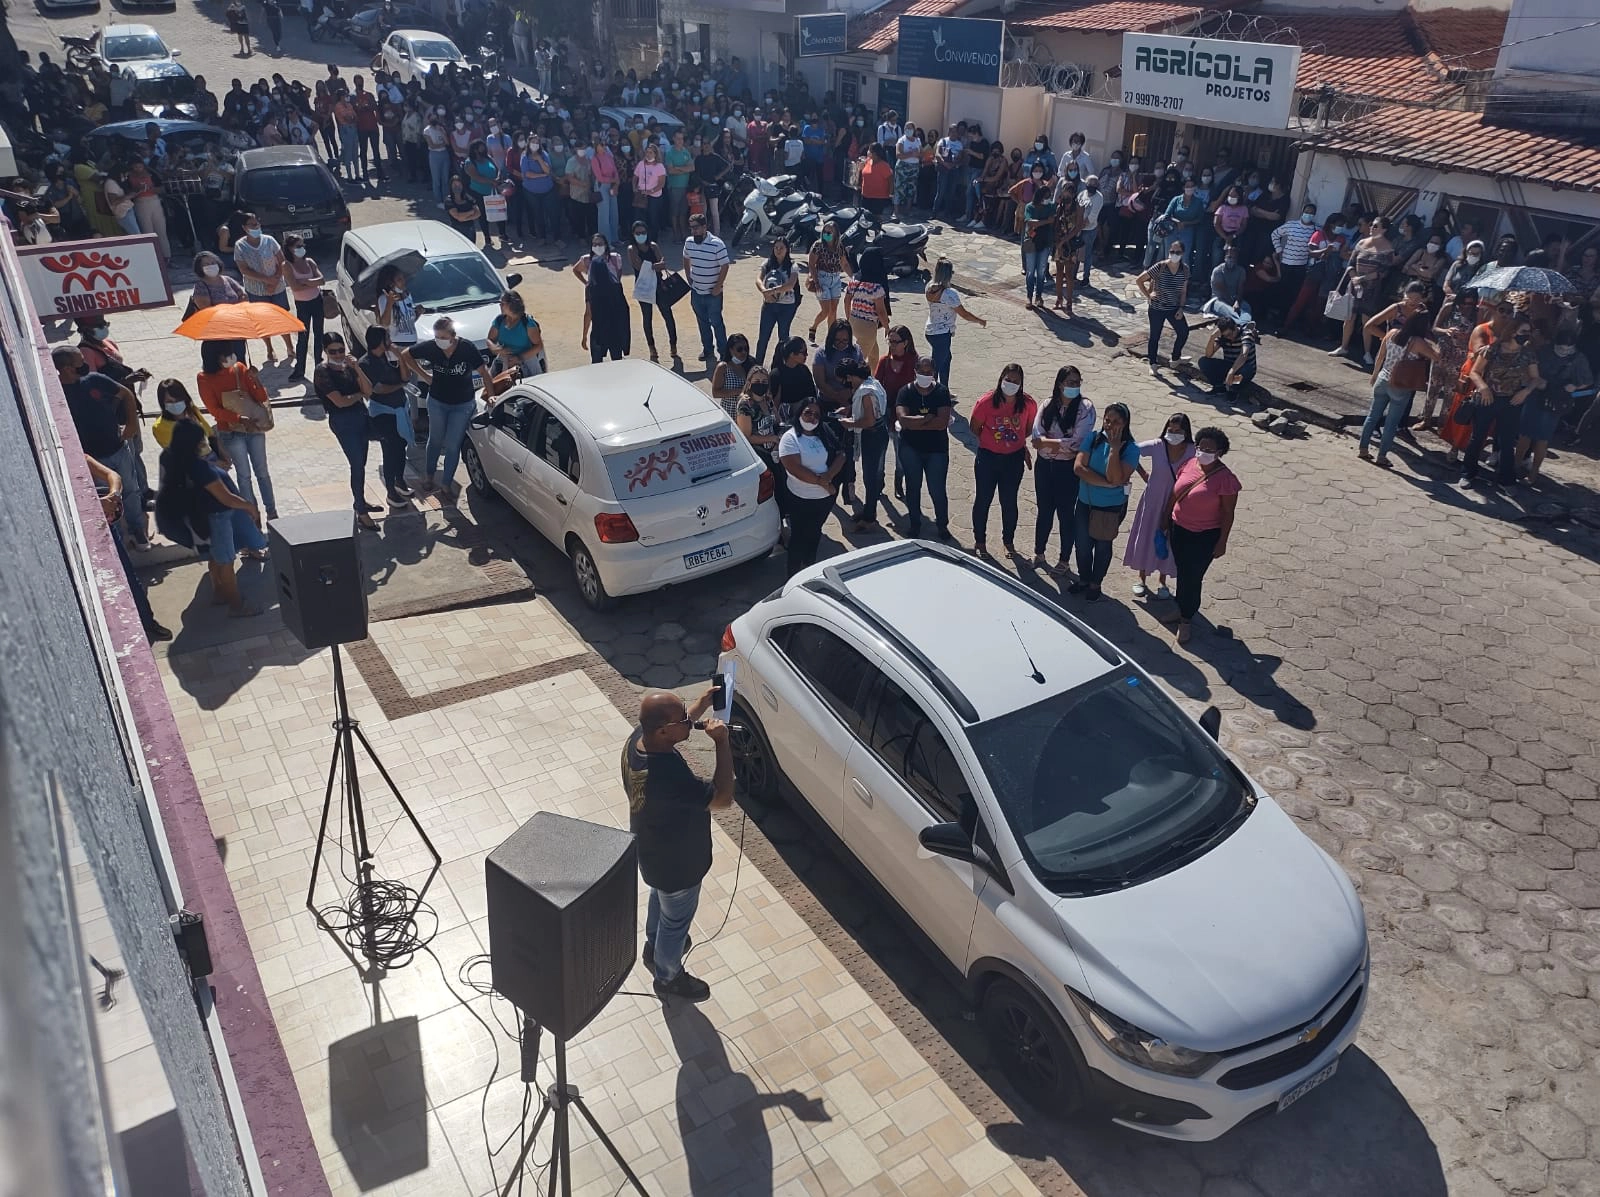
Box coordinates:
[38,250,143,315]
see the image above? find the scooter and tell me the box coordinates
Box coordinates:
[307,7,344,42]
[729,175,779,248]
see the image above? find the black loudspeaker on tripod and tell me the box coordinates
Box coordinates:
[485,813,649,1197]
[270,512,441,974]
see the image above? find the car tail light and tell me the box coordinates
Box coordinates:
[721,624,736,652]
[337,213,351,227]
[594,512,639,544]
[757,468,775,504]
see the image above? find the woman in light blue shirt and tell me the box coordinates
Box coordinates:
[1070,402,1140,601]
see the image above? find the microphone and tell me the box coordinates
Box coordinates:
[692,722,746,733]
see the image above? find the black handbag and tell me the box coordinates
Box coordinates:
[656,270,690,309]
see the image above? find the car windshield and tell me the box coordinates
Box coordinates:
[966,667,1250,894]
[104,34,168,61]
[406,253,502,309]
[411,40,460,60]
[239,166,336,207]
[134,73,195,102]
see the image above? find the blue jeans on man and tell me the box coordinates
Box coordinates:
[96,441,150,544]
[898,443,949,535]
[690,290,727,362]
[645,883,701,985]
[1077,224,1099,285]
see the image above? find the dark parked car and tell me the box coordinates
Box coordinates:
[232,146,350,246]
[348,4,444,51]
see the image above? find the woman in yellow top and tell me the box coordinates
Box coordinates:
[152,379,231,467]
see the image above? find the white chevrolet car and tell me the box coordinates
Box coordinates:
[719,541,1368,1139]
[463,361,780,608]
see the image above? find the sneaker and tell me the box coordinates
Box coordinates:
[653,968,711,1002]
[128,535,153,552]
[1067,580,1088,595]
[360,501,384,513]
[641,934,692,972]
[1086,586,1103,602]
[936,524,953,541]
[1176,621,1192,644]
[1031,553,1047,568]
[1131,581,1149,598]
[1147,363,1160,377]
[143,619,173,643]
[1169,354,1189,366]
[1155,584,1172,600]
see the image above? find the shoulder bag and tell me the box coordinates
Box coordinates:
[1388,340,1431,391]
[219,365,275,431]
[656,269,689,309]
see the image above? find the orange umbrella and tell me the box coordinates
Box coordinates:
[174,301,305,341]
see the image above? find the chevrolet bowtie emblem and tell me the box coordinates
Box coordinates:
[1298,1023,1322,1045]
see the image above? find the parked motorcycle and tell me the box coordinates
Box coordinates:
[61,32,99,72]
[840,210,934,280]
[729,174,779,248]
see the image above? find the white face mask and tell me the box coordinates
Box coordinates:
[1427,243,1442,254]
[1000,380,1020,397]
[914,373,935,389]
[1165,431,1186,446]
[1195,450,1218,466]
[799,417,819,432]
[434,335,454,350]
[163,400,187,416]
[202,264,221,278]
[1467,252,1482,264]
[221,355,238,368]
[592,244,606,256]
[293,246,307,258]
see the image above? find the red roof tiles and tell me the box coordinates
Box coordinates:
[1291,13,1448,104]
[1006,1,1216,34]
[850,0,970,55]
[1410,7,1509,74]
[1303,106,1600,194]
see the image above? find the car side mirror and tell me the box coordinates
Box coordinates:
[918,822,977,864]
[171,49,182,58]
[504,272,523,288]
[1200,705,1222,740]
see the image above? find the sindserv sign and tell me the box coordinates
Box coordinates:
[16,234,174,318]
[1120,33,1302,130]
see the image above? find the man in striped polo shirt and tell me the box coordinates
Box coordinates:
[1267,200,1317,329]
[683,212,731,363]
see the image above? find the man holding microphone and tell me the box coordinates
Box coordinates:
[621,687,734,1002]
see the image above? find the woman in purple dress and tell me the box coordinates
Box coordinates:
[1124,412,1195,598]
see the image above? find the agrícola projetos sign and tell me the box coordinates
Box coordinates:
[1120,33,1302,130]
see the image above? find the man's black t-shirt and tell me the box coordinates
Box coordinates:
[895,382,952,454]
[622,726,713,893]
[966,138,990,170]
[65,371,128,459]
[408,338,484,405]
[360,351,406,408]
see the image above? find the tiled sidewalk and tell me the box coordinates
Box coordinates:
[158,595,1041,1197]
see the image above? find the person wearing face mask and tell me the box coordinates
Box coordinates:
[230,214,296,366]
[634,143,669,242]
[312,333,382,529]
[1010,169,1055,309]
[487,289,547,383]
[892,124,923,222]
[1137,240,1191,375]
[1023,135,1056,181]
[359,327,414,506]
[967,363,1036,557]
[627,221,680,365]
[1123,413,1194,600]
[1069,402,1138,601]
[196,339,277,521]
[1403,229,1450,299]
[574,236,632,364]
[400,317,492,498]
[683,212,731,364]
[281,233,325,383]
[186,251,248,362]
[54,345,151,549]
[1202,243,1249,326]
[423,109,452,206]
[1444,239,1486,300]
[1330,215,1396,364]
[1161,426,1240,645]
[780,397,847,572]
[755,236,801,365]
[1460,311,1541,488]
[735,364,787,514]
[833,357,889,531]
[923,257,986,390]
[893,357,953,539]
[1161,177,1207,269]
[1260,201,1317,329]
[843,248,892,370]
[1199,316,1260,400]
[710,334,753,417]
[151,378,227,469]
[1028,367,1095,573]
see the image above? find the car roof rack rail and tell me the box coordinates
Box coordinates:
[803,563,980,724]
[821,540,1122,668]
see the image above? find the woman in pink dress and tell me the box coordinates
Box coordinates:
[1123,413,1194,599]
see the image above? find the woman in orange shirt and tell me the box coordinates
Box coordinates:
[197,340,278,519]
[858,143,893,218]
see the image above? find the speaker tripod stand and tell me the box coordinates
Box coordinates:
[502,1016,650,1197]
[306,644,441,976]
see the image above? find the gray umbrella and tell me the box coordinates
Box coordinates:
[352,248,427,310]
[1464,264,1577,296]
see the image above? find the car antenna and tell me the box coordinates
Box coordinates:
[1011,622,1046,685]
[642,385,660,426]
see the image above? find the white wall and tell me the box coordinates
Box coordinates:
[1049,97,1123,170]
[999,86,1047,154]
[1302,149,1600,231]
[908,76,946,134]
[1495,0,1600,84]
[946,82,1003,141]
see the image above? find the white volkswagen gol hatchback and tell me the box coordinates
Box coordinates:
[463,360,780,608]
[719,541,1368,1139]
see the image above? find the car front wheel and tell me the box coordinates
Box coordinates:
[981,978,1084,1114]
[461,440,493,498]
[568,538,614,611]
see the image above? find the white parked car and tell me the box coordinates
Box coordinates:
[463,360,780,608]
[379,29,465,84]
[334,220,520,356]
[96,24,177,68]
[719,540,1369,1140]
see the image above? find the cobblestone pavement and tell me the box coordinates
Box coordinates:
[36,11,1600,1195]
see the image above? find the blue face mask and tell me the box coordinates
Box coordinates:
[1061,385,1081,399]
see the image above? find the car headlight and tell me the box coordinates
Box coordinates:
[1068,991,1219,1078]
